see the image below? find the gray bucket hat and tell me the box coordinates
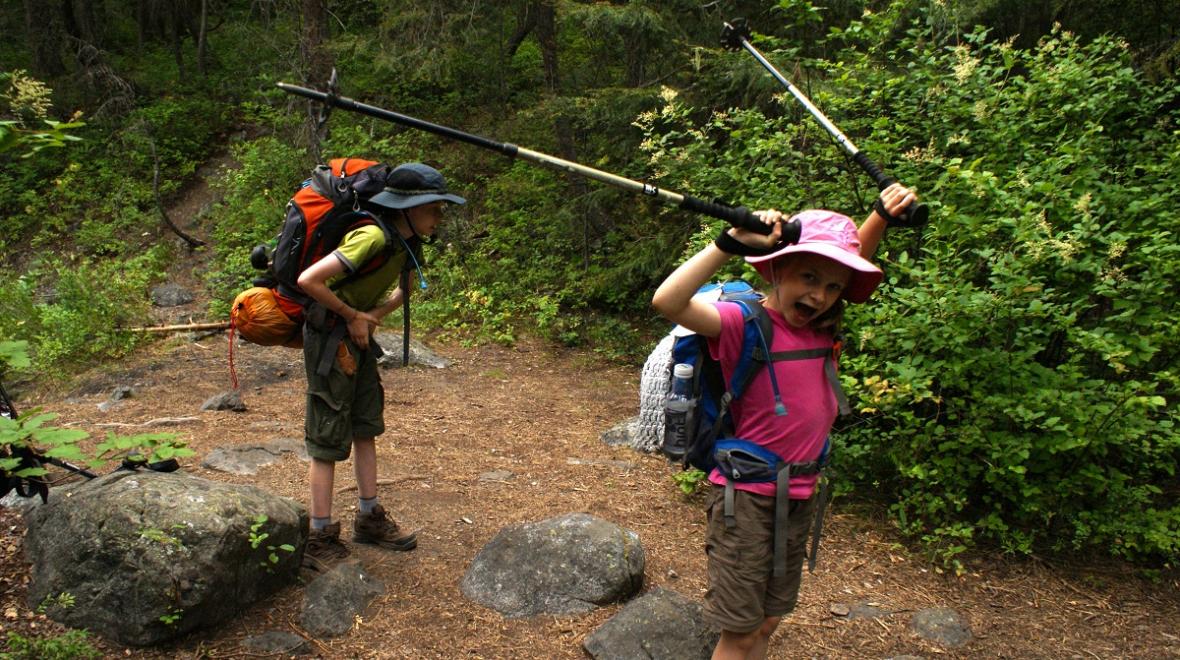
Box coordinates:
[368,162,466,210]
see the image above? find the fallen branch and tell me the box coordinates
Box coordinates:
[94,417,201,427]
[128,321,230,333]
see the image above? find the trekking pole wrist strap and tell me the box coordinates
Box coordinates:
[872,198,900,225]
[714,229,777,256]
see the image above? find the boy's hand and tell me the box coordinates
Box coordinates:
[348,311,380,347]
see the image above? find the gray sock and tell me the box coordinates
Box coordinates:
[358,497,378,514]
[311,516,333,531]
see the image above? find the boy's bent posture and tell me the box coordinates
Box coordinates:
[298,163,464,569]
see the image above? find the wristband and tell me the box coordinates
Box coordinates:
[872,199,900,225]
[714,229,776,256]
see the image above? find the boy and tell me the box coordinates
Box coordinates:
[297,162,464,569]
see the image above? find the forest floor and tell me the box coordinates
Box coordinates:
[0,151,1177,659]
[2,334,1179,659]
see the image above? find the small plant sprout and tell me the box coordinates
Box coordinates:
[249,514,295,570]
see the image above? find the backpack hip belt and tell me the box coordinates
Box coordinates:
[713,439,830,578]
[305,302,385,377]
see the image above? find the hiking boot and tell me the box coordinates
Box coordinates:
[353,504,417,551]
[303,521,349,571]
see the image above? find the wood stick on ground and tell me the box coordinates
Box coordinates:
[128,321,231,333]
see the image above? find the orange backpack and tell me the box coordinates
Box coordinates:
[230,158,396,348]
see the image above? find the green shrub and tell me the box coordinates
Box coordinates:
[635,14,1179,564]
[0,630,101,660]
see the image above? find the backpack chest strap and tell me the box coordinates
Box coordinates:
[767,347,850,417]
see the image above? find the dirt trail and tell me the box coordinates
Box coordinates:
[2,333,1178,659]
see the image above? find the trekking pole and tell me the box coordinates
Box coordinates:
[276,81,802,244]
[720,19,929,227]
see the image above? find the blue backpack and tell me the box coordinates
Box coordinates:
[666,280,849,574]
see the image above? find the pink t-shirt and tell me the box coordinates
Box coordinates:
[706,301,837,499]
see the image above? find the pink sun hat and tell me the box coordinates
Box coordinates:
[745,209,883,303]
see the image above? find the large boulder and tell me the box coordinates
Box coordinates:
[24,470,307,646]
[460,513,645,618]
[583,588,718,660]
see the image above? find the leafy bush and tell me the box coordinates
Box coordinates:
[635,14,1179,564]
[0,248,167,375]
[0,630,101,660]
[204,136,308,316]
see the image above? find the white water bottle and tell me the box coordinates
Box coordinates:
[662,363,694,461]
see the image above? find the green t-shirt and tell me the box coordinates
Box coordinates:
[328,225,409,312]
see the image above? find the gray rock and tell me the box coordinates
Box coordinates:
[600,417,640,447]
[478,470,514,483]
[151,283,195,307]
[0,490,42,515]
[373,331,452,369]
[460,513,645,618]
[243,630,311,656]
[911,607,972,647]
[300,561,385,637]
[849,602,889,619]
[109,385,134,401]
[583,588,718,660]
[831,601,889,619]
[24,471,306,646]
[567,457,636,471]
[202,444,293,475]
[97,399,121,413]
[201,390,246,412]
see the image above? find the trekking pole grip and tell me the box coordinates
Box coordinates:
[680,195,772,235]
[852,152,929,227]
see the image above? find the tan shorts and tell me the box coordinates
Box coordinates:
[702,485,816,633]
[303,323,384,461]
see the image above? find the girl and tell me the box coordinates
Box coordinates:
[652,183,916,660]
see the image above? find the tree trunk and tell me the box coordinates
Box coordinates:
[300,0,332,160]
[196,0,208,77]
[172,5,187,81]
[65,0,101,47]
[24,0,67,78]
[535,0,558,92]
[505,1,536,58]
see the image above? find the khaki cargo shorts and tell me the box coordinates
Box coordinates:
[302,322,384,461]
[702,485,817,634]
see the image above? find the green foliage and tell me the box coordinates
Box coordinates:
[204,137,309,317]
[0,70,84,157]
[0,630,100,660]
[94,431,195,467]
[0,89,224,375]
[157,608,182,627]
[248,514,296,571]
[0,341,29,369]
[0,249,167,374]
[636,12,1178,564]
[672,467,708,496]
[35,592,76,614]
[0,412,88,478]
